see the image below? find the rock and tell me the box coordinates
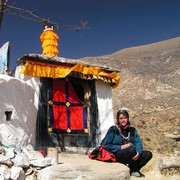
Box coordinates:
[22,145,44,160]
[164,157,180,166]
[164,133,180,141]
[4,147,15,159]
[31,158,52,168]
[152,158,163,175]
[0,154,13,167]
[44,153,131,180]
[37,164,81,180]
[0,165,11,179]
[37,162,130,180]
[10,166,25,180]
[11,151,30,168]
[152,156,180,177]
[25,171,37,180]
[0,146,5,154]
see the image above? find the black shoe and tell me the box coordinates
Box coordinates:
[130,171,145,178]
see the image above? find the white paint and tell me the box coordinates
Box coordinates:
[15,65,40,110]
[95,80,114,142]
[0,74,37,148]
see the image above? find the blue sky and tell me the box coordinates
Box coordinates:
[0,0,180,71]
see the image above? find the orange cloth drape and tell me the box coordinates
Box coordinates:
[20,60,120,88]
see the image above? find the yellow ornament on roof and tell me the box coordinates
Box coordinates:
[40,22,59,57]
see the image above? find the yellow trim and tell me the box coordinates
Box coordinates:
[20,60,120,88]
[66,102,71,107]
[67,128,71,133]
[48,127,52,133]
[84,128,89,133]
[48,100,53,105]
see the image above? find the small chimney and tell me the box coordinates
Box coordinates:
[40,21,59,57]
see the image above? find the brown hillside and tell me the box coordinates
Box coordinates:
[80,37,180,155]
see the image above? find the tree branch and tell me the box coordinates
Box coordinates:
[2,2,89,32]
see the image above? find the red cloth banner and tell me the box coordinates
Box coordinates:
[49,78,87,133]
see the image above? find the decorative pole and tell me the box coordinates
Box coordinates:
[40,21,59,57]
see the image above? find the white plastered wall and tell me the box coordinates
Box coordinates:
[0,74,37,148]
[15,65,40,110]
[95,80,114,142]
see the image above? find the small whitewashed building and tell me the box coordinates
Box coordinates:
[14,53,120,153]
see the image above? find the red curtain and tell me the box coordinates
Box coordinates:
[49,78,87,133]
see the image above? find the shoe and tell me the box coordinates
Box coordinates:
[130,171,145,178]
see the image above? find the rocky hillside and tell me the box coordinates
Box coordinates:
[80,37,180,155]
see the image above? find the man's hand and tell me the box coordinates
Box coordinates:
[121,144,129,149]
[132,152,140,161]
[121,143,133,150]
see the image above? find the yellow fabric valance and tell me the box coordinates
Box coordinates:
[20,61,120,88]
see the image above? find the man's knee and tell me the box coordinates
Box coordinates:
[147,151,153,160]
[144,150,153,161]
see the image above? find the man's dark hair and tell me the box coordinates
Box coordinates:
[116,109,129,125]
